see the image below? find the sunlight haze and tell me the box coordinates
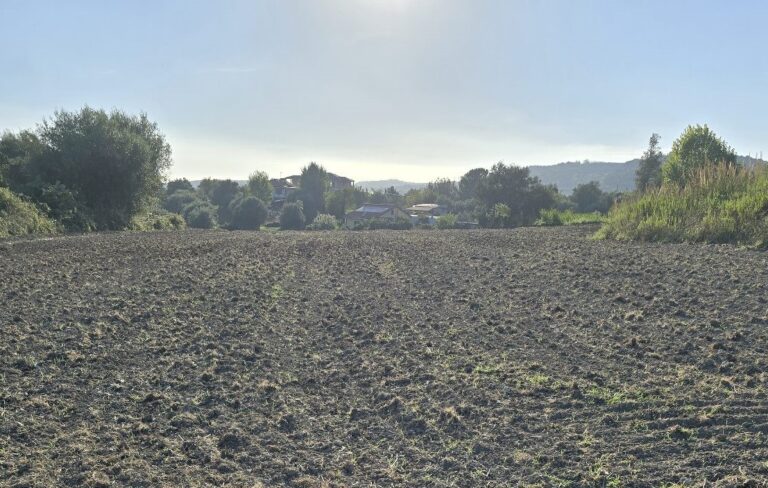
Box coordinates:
[2,0,767,181]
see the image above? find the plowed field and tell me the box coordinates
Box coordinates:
[2,227,768,487]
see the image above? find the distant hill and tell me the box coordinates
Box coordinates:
[356,179,427,194]
[528,160,640,195]
[187,155,765,196]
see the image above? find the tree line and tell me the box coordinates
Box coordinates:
[1,106,622,235]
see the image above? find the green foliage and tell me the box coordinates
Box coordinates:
[571,181,612,213]
[297,162,328,223]
[198,179,242,225]
[477,162,557,227]
[280,202,306,230]
[636,133,663,191]
[436,213,458,229]
[163,189,200,215]
[229,196,267,230]
[166,178,194,196]
[662,125,736,186]
[33,107,171,230]
[597,164,768,248]
[247,171,273,204]
[0,187,57,237]
[307,213,338,230]
[325,187,369,219]
[183,200,218,229]
[129,210,186,231]
[36,182,96,232]
[536,209,606,226]
[459,168,488,199]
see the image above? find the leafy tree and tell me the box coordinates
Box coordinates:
[247,171,273,204]
[571,181,608,213]
[325,186,370,219]
[635,133,663,192]
[280,202,306,230]
[436,213,457,229]
[229,196,267,230]
[163,189,200,214]
[183,200,218,229]
[476,162,556,227]
[0,130,44,189]
[198,178,241,224]
[166,178,194,196]
[459,168,488,199]
[662,125,737,186]
[296,162,328,223]
[30,107,171,230]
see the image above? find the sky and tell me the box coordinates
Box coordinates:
[1,0,767,182]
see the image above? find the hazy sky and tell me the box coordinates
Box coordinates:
[2,0,767,181]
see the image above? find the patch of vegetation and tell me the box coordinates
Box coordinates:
[536,209,606,226]
[0,187,58,237]
[306,213,338,230]
[597,164,768,248]
[129,210,186,231]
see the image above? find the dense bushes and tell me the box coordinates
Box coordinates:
[280,203,306,230]
[536,209,605,226]
[0,187,57,237]
[597,164,768,248]
[229,197,267,230]
[1,107,171,232]
[129,211,186,231]
[307,213,337,230]
[183,201,218,229]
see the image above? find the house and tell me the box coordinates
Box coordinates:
[328,173,354,191]
[405,203,447,216]
[344,203,411,228]
[270,178,299,209]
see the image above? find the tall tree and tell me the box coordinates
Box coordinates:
[635,133,663,192]
[297,162,328,223]
[247,171,273,204]
[12,107,172,230]
[459,168,488,199]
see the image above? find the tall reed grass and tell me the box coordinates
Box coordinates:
[596,164,768,248]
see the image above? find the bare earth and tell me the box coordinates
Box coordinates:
[2,227,768,487]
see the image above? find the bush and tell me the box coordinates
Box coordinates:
[229,196,267,230]
[183,201,218,229]
[129,210,187,231]
[662,125,736,186]
[163,190,200,214]
[536,209,605,226]
[436,213,458,229]
[280,202,306,230]
[307,213,337,230]
[0,187,57,237]
[597,164,768,248]
[36,182,96,232]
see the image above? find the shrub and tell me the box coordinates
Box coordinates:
[536,209,605,226]
[36,182,96,232]
[129,210,187,231]
[307,213,337,230]
[229,196,267,230]
[597,164,768,248]
[164,190,200,214]
[662,125,736,186]
[183,201,218,229]
[280,202,306,230]
[436,213,458,229]
[0,187,57,237]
